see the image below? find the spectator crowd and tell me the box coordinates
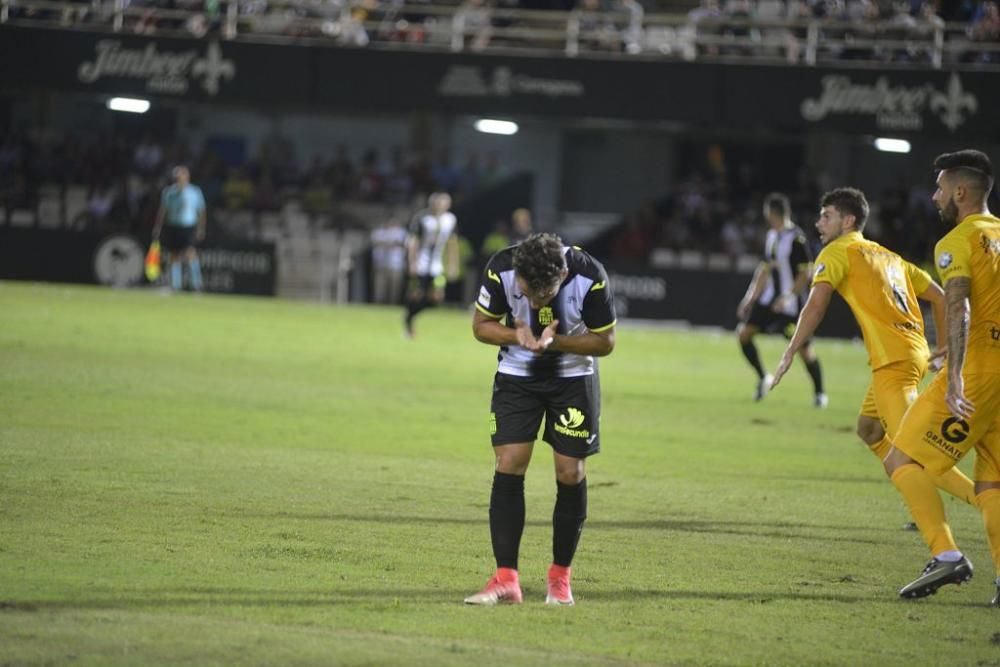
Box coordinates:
[0,128,507,234]
[6,0,998,64]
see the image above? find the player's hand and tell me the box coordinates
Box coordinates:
[770,350,794,390]
[514,319,539,350]
[537,319,559,354]
[928,347,947,373]
[771,295,793,313]
[945,377,975,420]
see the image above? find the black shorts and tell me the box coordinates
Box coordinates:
[490,372,601,458]
[745,300,798,340]
[161,225,198,253]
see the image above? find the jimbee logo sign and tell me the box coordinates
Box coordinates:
[78,40,235,95]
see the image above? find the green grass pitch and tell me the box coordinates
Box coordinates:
[1,281,998,666]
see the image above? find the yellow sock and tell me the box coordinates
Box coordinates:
[933,467,978,507]
[867,436,892,461]
[891,463,958,556]
[977,488,1000,577]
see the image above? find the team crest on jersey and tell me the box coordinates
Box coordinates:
[938,252,953,269]
[538,307,554,325]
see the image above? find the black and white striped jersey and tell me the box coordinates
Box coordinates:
[408,210,457,276]
[758,224,813,316]
[475,245,616,378]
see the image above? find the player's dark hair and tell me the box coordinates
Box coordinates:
[763,192,790,219]
[513,233,566,293]
[820,187,869,232]
[933,149,994,197]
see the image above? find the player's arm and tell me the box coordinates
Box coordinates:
[152,193,166,240]
[737,261,769,319]
[550,326,615,357]
[916,280,946,362]
[196,191,207,241]
[472,309,548,352]
[472,308,518,346]
[446,233,460,281]
[405,235,419,276]
[770,282,834,389]
[943,276,974,419]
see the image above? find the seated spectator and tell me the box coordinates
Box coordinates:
[452,0,494,51]
[357,148,385,201]
[85,178,119,228]
[134,135,163,176]
[687,0,722,57]
[222,167,254,209]
[303,174,334,220]
[572,0,620,52]
[253,170,279,212]
[968,0,1000,63]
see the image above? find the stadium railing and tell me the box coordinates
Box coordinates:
[1,0,997,68]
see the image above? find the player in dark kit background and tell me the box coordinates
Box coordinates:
[736,192,826,406]
[465,233,616,606]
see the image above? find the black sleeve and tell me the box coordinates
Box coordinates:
[475,253,511,318]
[581,262,616,331]
[790,233,812,269]
[407,213,424,241]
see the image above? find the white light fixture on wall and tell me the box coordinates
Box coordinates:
[873,137,911,154]
[474,119,518,136]
[107,97,151,114]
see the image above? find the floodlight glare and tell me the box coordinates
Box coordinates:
[474,119,518,135]
[873,138,911,154]
[107,97,151,114]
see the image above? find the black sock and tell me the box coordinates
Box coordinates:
[740,341,765,379]
[490,472,525,570]
[552,478,587,568]
[805,358,824,394]
[404,299,428,328]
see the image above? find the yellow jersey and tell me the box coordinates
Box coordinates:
[934,213,1000,376]
[813,231,932,369]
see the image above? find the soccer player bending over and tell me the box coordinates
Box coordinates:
[770,187,977,516]
[879,150,1000,604]
[466,233,616,606]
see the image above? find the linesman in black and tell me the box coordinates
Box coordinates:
[737,192,827,406]
[464,233,616,606]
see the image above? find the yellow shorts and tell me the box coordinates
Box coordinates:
[858,358,927,440]
[894,371,1000,479]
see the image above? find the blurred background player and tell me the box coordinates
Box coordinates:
[370,214,408,304]
[737,192,826,406]
[465,233,616,606]
[152,165,207,292]
[770,187,976,512]
[403,192,459,337]
[881,150,1000,603]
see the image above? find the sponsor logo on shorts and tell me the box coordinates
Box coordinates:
[922,429,963,460]
[490,412,497,435]
[941,416,970,444]
[538,307,554,326]
[554,407,590,438]
[937,252,953,269]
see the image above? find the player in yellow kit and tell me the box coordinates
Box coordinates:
[881,150,1000,604]
[771,187,977,508]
